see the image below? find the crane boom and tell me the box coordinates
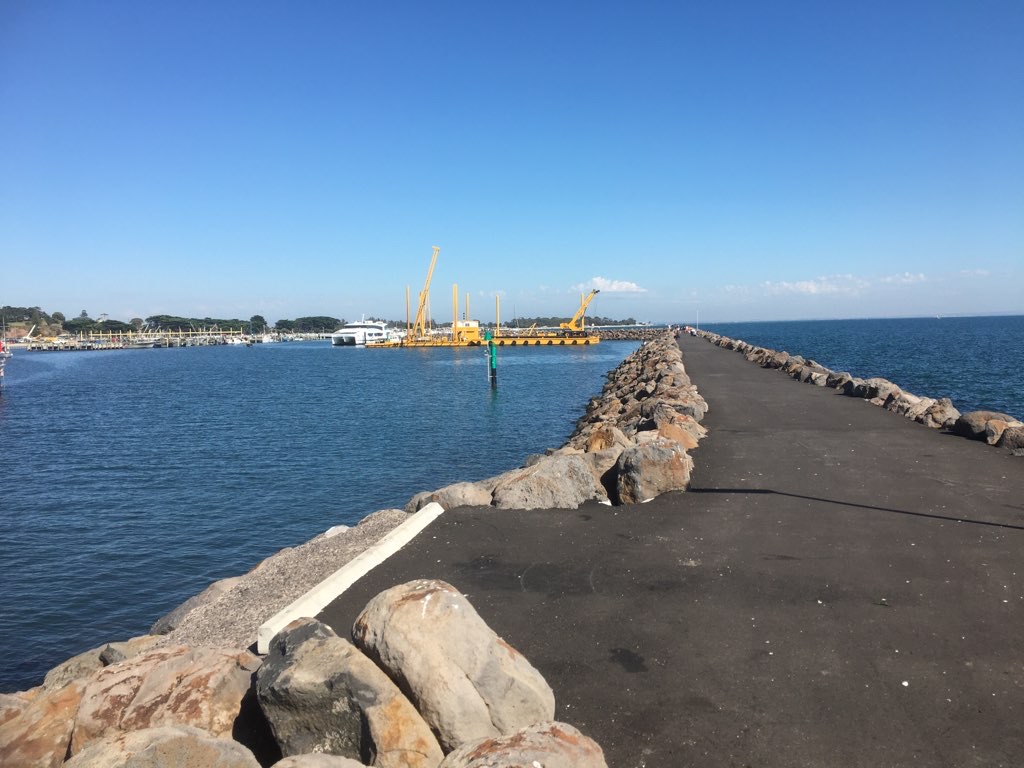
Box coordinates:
[560,289,600,334]
[411,246,440,340]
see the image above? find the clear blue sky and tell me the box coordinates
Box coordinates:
[2,1,1021,325]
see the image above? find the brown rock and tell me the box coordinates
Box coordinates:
[272,756,370,768]
[405,482,492,512]
[70,645,260,755]
[615,439,694,504]
[953,410,1017,441]
[919,397,961,430]
[438,721,608,768]
[63,725,261,768]
[0,680,86,768]
[997,425,1024,450]
[0,688,40,726]
[491,454,607,509]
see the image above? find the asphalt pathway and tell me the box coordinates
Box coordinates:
[319,333,1023,768]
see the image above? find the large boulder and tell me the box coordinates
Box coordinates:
[438,722,607,768]
[43,635,164,691]
[582,424,631,453]
[0,680,86,768]
[256,618,442,768]
[70,645,260,755]
[997,426,1024,451]
[985,418,1024,446]
[273,756,371,768]
[952,410,1018,441]
[64,725,261,768]
[353,580,555,752]
[918,397,961,430]
[490,454,607,509]
[615,439,694,504]
[0,688,39,726]
[405,482,493,513]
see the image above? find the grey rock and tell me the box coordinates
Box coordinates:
[353,580,555,752]
[257,618,442,768]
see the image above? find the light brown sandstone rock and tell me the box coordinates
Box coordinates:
[63,725,261,768]
[353,580,555,752]
[43,635,165,692]
[0,688,40,726]
[405,482,493,513]
[615,438,694,504]
[997,425,1024,450]
[70,645,260,755]
[272,756,371,768]
[256,618,442,768]
[0,680,86,768]
[490,454,607,509]
[953,410,1017,441]
[438,721,607,768]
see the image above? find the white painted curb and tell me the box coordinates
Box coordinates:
[257,502,445,654]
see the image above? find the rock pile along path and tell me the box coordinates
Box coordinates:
[318,333,1023,768]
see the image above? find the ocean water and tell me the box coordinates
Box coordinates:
[702,315,1024,419]
[0,340,638,692]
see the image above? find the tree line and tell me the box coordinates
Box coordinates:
[2,305,638,337]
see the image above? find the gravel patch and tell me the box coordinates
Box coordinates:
[153,508,410,651]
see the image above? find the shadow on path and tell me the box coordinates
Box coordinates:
[689,487,1024,531]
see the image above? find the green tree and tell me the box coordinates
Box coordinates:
[51,311,66,323]
[249,314,267,333]
[130,317,144,330]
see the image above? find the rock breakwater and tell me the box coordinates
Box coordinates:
[408,330,707,509]
[695,329,1023,453]
[2,581,607,768]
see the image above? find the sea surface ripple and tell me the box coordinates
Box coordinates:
[0,340,638,692]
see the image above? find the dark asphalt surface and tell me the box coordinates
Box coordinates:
[318,333,1023,768]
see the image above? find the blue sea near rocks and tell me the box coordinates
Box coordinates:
[0,340,638,693]
[702,315,1024,419]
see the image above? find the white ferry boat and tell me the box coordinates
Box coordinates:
[330,320,393,346]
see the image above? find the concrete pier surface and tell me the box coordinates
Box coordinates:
[318,333,1023,768]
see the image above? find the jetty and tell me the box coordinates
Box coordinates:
[312,331,1023,767]
[5,331,1021,767]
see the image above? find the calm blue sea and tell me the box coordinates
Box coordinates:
[702,315,1024,419]
[0,340,638,692]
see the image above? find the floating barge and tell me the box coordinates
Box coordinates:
[368,246,601,348]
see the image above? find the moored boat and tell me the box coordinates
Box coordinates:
[330,320,394,346]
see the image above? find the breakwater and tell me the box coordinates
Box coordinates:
[695,328,1024,453]
[0,332,696,767]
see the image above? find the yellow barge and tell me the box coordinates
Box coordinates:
[367,246,601,348]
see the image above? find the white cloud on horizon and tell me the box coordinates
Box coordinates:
[752,271,931,297]
[573,276,648,293]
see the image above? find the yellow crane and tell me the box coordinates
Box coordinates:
[409,246,440,341]
[559,289,600,335]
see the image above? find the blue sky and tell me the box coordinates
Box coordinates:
[2,1,1021,325]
